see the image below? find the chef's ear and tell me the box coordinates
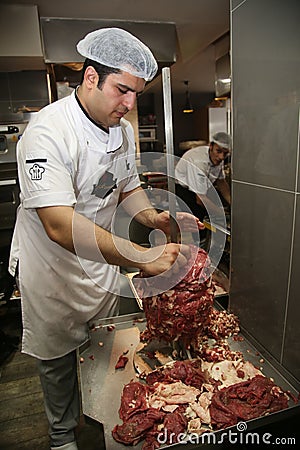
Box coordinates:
[84,66,99,88]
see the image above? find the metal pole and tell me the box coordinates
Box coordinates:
[162,67,177,243]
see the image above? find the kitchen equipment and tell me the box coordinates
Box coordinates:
[0,123,27,302]
[138,126,157,142]
[0,122,27,231]
[162,67,177,243]
[0,123,27,163]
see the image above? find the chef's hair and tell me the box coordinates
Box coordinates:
[80,58,120,89]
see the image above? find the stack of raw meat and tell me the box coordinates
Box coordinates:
[111,247,295,449]
[138,246,239,350]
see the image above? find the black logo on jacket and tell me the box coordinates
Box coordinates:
[91,172,117,199]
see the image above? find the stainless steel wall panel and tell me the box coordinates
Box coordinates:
[231,0,245,11]
[0,73,9,101]
[230,182,294,360]
[8,71,48,102]
[232,103,299,191]
[296,110,300,194]
[230,0,300,382]
[282,194,300,380]
[231,0,300,191]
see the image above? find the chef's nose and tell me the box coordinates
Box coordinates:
[122,91,136,110]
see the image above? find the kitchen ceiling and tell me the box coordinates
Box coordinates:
[1,0,230,95]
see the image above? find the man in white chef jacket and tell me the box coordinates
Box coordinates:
[175,132,231,247]
[9,28,202,450]
[175,132,231,222]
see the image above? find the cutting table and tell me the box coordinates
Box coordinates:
[79,311,299,450]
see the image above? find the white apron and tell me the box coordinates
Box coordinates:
[9,92,140,359]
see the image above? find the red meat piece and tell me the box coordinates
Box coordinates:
[210,375,289,429]
[115,354,128,370]
[146,360,208,390]
[112,408,165,446]
[118,381,152,421]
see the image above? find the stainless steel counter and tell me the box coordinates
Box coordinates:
[79,312,299,450]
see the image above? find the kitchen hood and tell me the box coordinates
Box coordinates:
[215,52,231,98]
[40,18,177,68]
[0,4,45,72]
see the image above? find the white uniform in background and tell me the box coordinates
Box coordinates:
[175,146,225,194]
[9,90,140,360]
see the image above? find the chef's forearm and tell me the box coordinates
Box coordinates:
[37,205,149,266]
[119,186,159,229]
[37,206,161,270]
[73,209,150,266]
[215,179,231,205]
[37,205,189,276]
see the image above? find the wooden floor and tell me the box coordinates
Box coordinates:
[0,301,106,450]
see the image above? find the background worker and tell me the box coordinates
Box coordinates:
[175,131,231,225]
[9,28,201,450]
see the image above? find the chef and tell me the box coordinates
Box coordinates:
[175,132,231,247]
[9,28,202,450]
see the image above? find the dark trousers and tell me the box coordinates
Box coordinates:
[37,350,80,448]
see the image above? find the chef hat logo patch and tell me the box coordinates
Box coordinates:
[29,163,45,181]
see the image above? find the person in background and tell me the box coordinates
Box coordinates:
[8,28,202,450]
[175,132,231,228]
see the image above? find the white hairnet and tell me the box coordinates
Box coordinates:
[211,132,232,149]
[77,28,158,81]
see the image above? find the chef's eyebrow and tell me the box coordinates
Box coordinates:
[117,83,144,95]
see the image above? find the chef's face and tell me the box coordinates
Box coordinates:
[209,143,229,166]
[83,68,145,129]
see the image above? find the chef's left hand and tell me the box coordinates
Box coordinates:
[154,211,204,235]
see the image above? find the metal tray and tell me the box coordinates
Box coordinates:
[79,312,299,450]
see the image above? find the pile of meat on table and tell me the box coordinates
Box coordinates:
[112,246,296,449]
[112,359,290,449]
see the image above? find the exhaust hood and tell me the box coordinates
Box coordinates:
[215,52,231,98]
[40,18,177,67]
[0,4,45,72]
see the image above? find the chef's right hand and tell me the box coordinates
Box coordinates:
[139,243,191,277]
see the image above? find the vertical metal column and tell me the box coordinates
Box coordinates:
[162,67,177,243]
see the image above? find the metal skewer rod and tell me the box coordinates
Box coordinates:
[162,67,177,243]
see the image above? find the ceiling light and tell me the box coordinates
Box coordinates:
[183,80,194,113]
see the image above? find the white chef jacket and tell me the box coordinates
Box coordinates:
[9,91,140,360]
[175,146,225,195]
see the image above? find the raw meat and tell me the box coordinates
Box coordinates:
[146,359,209,389]
[138,247,216,348]
[210,374,289,429]
[137,246,240,352]
[112,360,294,448]
[115,354,129,370]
